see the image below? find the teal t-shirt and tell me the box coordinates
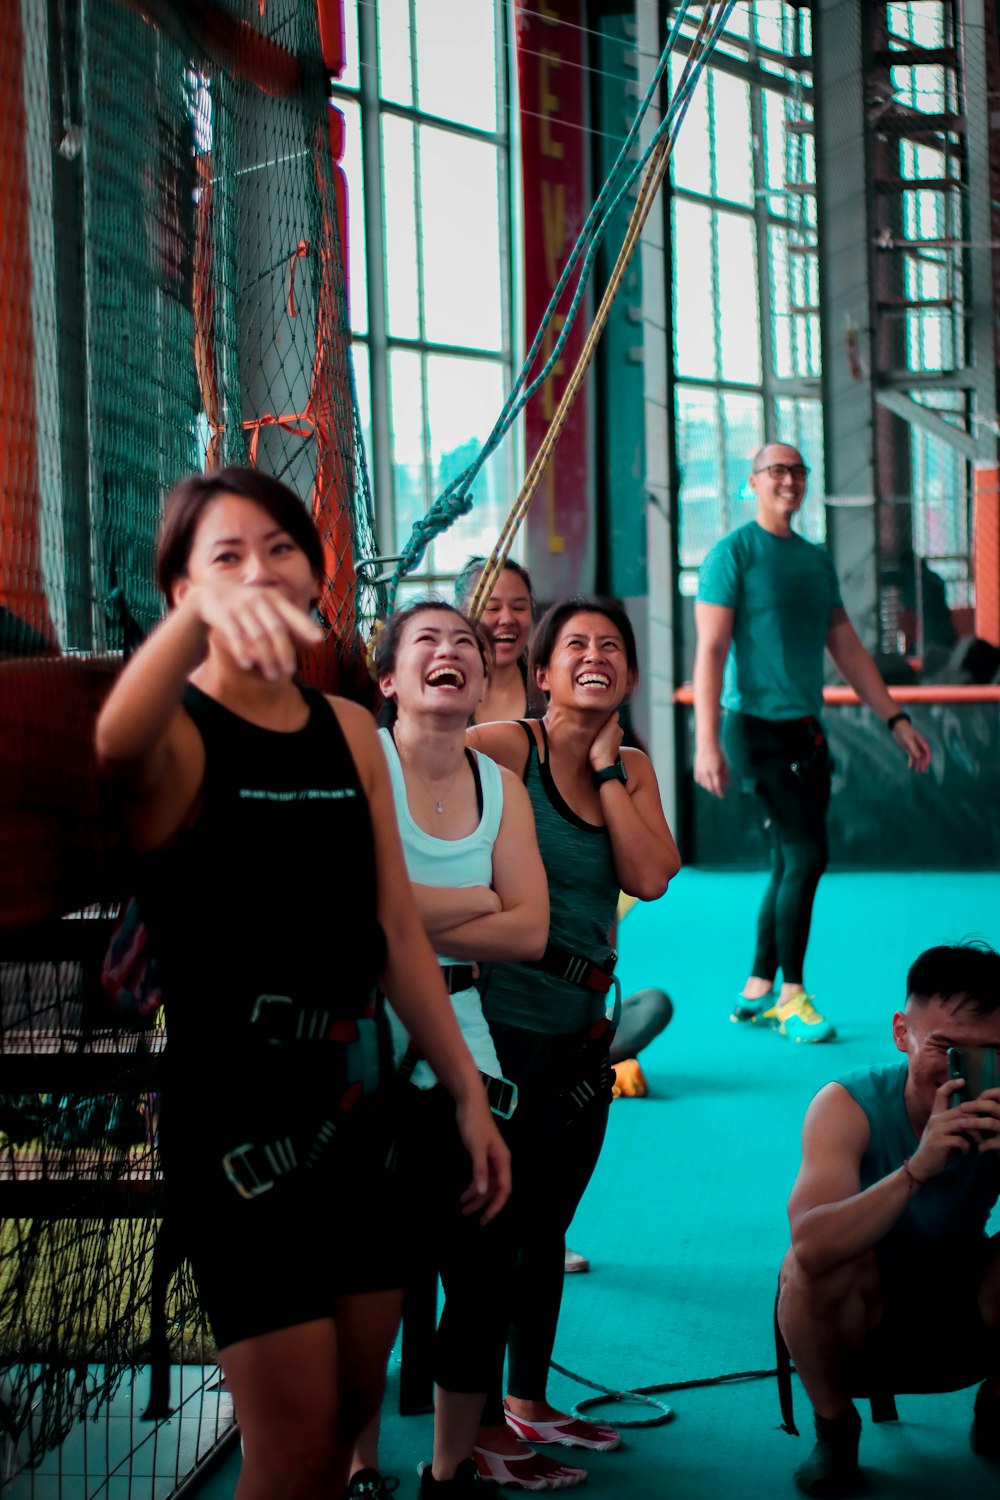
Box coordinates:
[698,520,843,720]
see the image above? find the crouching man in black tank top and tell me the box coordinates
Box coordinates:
[778,943,1000,1496]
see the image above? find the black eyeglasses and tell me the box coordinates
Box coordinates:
[753,463,810,481]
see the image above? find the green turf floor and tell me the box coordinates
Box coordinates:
[198,870,1000,1500]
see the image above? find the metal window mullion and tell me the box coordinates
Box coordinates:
[358,0,392,557]
[376,99,504,148]
[709,209,728,532]
[750,64,776,441]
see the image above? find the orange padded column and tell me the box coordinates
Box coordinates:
[973,464,1000,647]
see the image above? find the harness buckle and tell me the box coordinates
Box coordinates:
[250,993,294,1042]
[222,1142,275,1200]
[481,1072,518,1120]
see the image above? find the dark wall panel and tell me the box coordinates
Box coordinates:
[682,703,1000,869]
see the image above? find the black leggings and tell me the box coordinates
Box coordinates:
[397,1083,513,1394]
[723,711,831,988]
[481,1020,612,1423]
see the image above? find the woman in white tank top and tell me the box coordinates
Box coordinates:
[350,602,548,1500]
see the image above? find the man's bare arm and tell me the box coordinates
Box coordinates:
[693,601,734,797]
[789,1078,987,1276]
[825,615,930,770]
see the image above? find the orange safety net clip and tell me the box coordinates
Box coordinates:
[243,411,316,466]
[287,239,311,317]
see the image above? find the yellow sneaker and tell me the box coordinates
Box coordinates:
[774,991,836,1043]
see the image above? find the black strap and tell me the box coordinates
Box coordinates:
[774,1281,799,1436]
[466,747,484,821]
[143,1219,182,1420]
[441,964,477,994]
[515,718,537,784]
[528,941,617,993]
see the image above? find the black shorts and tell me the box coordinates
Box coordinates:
[846,1237,998,1395]
[161,1094,403,1350]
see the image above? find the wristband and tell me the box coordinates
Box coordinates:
[902,1157,925,1194]
[886,711,911,733]
[593,758,628,788]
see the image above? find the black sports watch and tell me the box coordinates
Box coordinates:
[593,757,628,788]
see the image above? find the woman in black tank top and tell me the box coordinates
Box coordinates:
[455,556,545,724]
[467,597,680,1488]
[96,469,509,1500]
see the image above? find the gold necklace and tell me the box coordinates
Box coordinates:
[396,739,463,814]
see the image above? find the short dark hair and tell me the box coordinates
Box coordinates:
[751,442,804,472]
[906,941,1000,1014]
[454,555,536,616]
[156,468,325,600]
[529,595,639,688]
[372,600,494,683]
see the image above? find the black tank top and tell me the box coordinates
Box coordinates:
[139,683,385,1063]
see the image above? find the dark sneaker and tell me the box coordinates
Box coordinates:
[971,1381,1000,1460]
[794,1405,865,1497]
[419,1457,499,1495]
[348,1469,399,1499]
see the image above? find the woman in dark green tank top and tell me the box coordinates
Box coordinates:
[467,596,680,1487]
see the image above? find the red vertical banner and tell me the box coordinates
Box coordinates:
[0,5,54,646]
[517,0,592,597]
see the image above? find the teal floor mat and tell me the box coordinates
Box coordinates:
[197,871,1000,1499]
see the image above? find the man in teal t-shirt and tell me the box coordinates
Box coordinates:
[777,942,1000,1495]
[694,443,931,1041]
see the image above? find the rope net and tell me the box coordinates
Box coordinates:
[1,0,376,1484]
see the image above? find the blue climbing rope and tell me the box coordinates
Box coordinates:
[384,0,737,612]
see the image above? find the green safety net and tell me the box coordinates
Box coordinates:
[0,0,379,1485]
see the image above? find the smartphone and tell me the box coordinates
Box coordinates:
[948,1045,1000,1107]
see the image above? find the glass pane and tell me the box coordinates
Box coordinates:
[423,355,509,573]
[675,385,721,568]
[378,0,414,108]
[721,391,764,529]
[754,2,785,53]
[352,339,373,472]
[716,212,761,383]
[775,396,825,542]
[382,114,420,339]
[388,348,427,553]
[763,88,788,199]
[673,198,716,380]
[670,53,711,193]
[338,100,367,336]
[415,0,497,131]
[712,72,753,206]
[419,125,503,350]
[339,0,360,91]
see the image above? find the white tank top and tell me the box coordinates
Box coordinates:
[379,727,504,1084]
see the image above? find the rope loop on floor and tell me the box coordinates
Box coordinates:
[549,1360,780,1431]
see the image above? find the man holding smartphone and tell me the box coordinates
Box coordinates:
[778,942,1000,1495]
[694,443,931,1041]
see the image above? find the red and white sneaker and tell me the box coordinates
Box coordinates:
[503,1412,621,1452]
[473,1445,587,1490]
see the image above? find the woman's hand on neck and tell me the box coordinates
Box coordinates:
[543,700,618,760]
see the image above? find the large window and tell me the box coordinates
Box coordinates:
[332,0,515,596]
[670,3,823,594]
